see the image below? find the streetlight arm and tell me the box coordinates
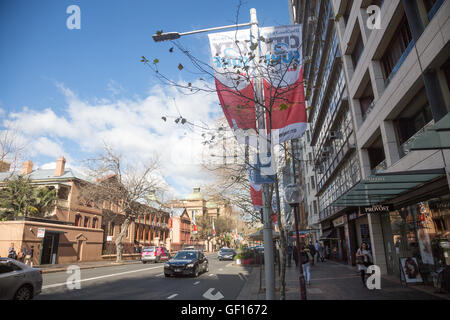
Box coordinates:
[152,22,252,42]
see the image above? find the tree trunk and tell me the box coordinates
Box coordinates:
[274,176,287,300]
[115,216,131,263]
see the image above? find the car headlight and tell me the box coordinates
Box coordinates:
[186,263,194,268]
[164,263,170,267]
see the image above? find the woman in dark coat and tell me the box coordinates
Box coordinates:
[292,246,299,267]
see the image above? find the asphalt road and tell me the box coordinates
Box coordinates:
[36,253,251,300]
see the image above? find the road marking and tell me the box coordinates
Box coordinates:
[203,288,224,300]
[167,294,178,299]
[238,273,247,281]
[194,281,200,285]
[42,265,163,290]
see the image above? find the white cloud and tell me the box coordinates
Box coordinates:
[3,82,222,198]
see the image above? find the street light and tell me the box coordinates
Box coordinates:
[284,183,307,300]
[151,9,275,300]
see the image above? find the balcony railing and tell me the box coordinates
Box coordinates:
[399,120,435,157]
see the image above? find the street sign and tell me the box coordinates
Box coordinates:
[107,236,113,242]
[37,228,45,238]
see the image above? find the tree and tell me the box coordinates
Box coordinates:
[0,176,57,221]
[0,122,28,178]
[79,144,164,262]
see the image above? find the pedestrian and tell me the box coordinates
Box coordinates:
[287,244,293,267]
[7,243,17,260]
[314,241,320,263]
[318,242,325,262]
[24,246,34,267]
[307,242,316,265]
[356,242,373,288]
[292,245,298,267]
[301,247,312,285]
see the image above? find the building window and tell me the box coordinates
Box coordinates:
[75,214,82,227]
[380,14,413,84]
[351,31,364,69]
[83,217,90,228]
[92,217,98,229]
[58,186,70,200]
[311,176,316,189]
[110,222,115,236]
[359,81,375,121]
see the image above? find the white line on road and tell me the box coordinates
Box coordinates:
[194,281,200,285]
[167,294,178,299]
[42,265,164,290]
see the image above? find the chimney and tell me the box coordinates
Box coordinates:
[54,157,66,177]
[0,161,11,173]
[21,161,33,175]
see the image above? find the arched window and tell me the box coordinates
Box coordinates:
[75,214,82,227]
[84,216,90,228]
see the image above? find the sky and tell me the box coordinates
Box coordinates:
[0,0,291,198]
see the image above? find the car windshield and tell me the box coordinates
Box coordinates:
[143,247,155,252]
[221,249,234,253]
[174,251,197,260]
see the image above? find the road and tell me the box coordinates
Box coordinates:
[36,253,251,300]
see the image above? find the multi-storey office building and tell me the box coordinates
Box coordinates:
[330,0,450,286]
[291,0,450,288]
[290,0,360,264]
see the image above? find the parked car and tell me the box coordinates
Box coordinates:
[0,258,42,300]
[164,250,208,277]
[141,246,171,264]
[218,248,236,261]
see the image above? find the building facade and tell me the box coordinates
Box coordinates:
[290,0,450,289]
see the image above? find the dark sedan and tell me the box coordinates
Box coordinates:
[164,250,208,277]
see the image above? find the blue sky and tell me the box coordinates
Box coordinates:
[0,0,291,197]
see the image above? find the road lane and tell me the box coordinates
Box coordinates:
[36,253,252,300]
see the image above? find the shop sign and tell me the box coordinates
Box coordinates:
[360,204,393,214]
[332,216,345,227]
[429,200,450,210]
[107,236,113,242]
[348,212,358,221]
[37,228,45,238]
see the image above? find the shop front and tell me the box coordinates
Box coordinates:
[320,215,348,263]
[380,196,450,291]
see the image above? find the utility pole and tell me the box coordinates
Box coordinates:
[250,8,275,300]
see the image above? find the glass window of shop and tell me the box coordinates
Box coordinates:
[380,198,450,283]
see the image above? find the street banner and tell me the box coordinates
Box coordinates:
[212,219,215,236]
[250,183,263,211]
[208,29,257,145]
[259,24,307,144]
[208,24,306,145]
[192,213,197,235]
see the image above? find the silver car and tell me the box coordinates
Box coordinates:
[0,258,42,300]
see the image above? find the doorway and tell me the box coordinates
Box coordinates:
[40,232,60,265]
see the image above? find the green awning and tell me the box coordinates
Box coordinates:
[409,112,450,150]
[332,169,445,207]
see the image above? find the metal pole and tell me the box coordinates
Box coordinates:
[250,7,275,300]
[293,205,307,300]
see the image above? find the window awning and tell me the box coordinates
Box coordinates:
[409,112,450,150]
[332,168,445,207]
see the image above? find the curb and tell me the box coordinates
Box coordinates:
[40,260,141,274]
[236,266,259,300]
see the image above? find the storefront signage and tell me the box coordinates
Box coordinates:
[429,200,450,210]
[37,228,45,238]
[332,216,345,227]
[360,204,393,214]
[107,236,113,242]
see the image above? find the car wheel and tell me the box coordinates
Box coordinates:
[205,263,209,273]
[164,273,170,277]
[193,266,199,277]
[14,285,33,300]
[142,261,147,264]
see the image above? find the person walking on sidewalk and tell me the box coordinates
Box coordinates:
[356,242,373,287]
[307,243,316,266]
[287,244,293,267]
[293,245,298,267]
[24,246,34,267]
[314,241,320,263]
[301,248,312,285]
[7,243,17,260]
[318,242,325,262]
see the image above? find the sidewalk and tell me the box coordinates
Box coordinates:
[38,259,142,274]
[237,259,450,300]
